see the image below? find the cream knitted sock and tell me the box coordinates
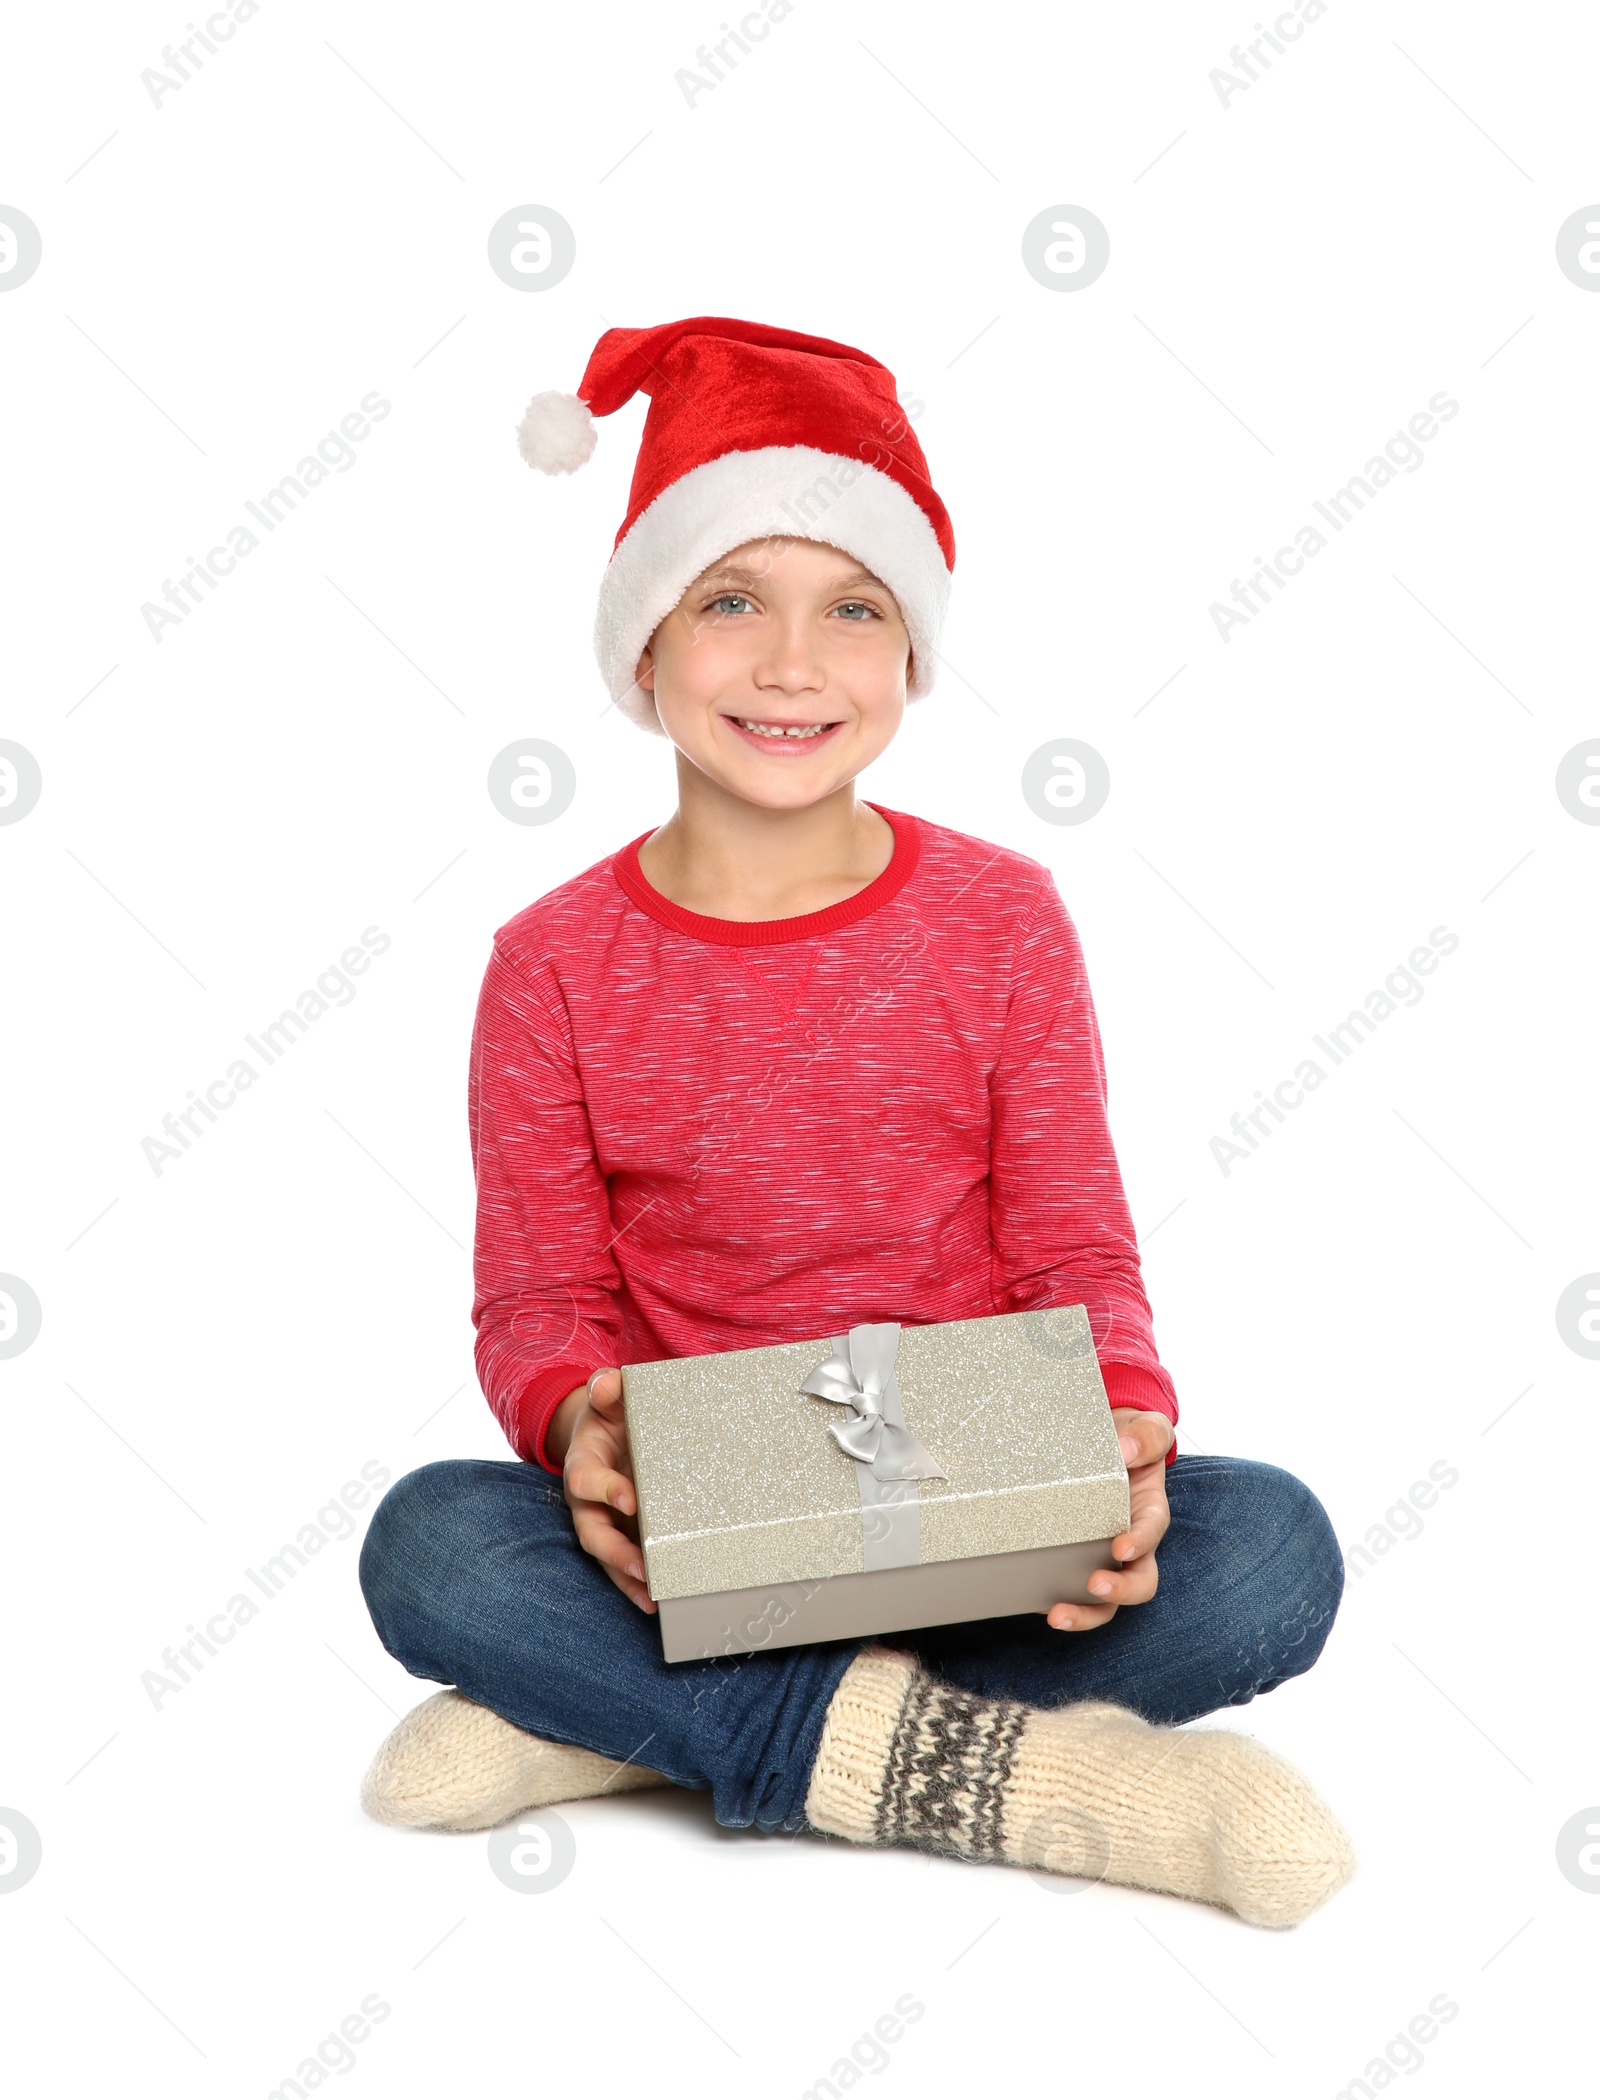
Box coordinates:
[804,1646,1356,1929]
[360,1689,672,1832]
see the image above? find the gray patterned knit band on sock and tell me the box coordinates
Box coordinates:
[874,1665,1029,1860]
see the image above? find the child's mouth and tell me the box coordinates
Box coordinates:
[723,715,845,753]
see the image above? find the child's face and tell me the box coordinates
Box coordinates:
[634,537,910,809]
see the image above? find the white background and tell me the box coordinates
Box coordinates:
[3,0,1597,2092]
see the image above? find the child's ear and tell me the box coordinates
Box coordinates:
[634,645,655,692]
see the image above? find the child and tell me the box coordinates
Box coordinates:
[357,317,1354,1929]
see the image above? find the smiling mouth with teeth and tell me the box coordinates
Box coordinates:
[733,718,836,738]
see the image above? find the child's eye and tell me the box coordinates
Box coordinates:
[709,593,752,615]
[833,601,879,621]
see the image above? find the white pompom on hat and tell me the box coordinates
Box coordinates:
[515,391,598,475]
[515,315,956,734]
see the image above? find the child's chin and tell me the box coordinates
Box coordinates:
[724,765,844,809]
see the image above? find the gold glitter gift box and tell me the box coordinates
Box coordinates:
[621,1306,1131,1663]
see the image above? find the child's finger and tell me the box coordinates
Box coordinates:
[567,1456,635,1516]
[1112,1500,1168,1562]
[612,1573,657,1614]
[574,1507,657,1612]
[1113,1410,1175,1469]
[574,1504,645,1583]
[1084,1552,1158,1608]
[1045,1599,1117,1632]
[586,1368,625,1413]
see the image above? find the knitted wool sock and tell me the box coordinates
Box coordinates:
[360,1689,672,1832]
[804,1646,1356,1929]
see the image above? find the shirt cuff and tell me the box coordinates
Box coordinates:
[505,1362,595,1473]
[1099,1361,1179,1467]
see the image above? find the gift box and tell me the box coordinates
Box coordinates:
[620,1306,1131,1663]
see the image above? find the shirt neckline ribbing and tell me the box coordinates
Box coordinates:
[611,802,920,947]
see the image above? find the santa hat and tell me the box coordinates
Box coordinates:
[515,316,955,733]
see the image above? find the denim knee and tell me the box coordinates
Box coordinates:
[360,1459,444,1569]
[1226,1461,1345,1691]
[358,1460,485,1623]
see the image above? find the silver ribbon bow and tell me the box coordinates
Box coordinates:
[800,1323,945,1480]
[800,1323,943,1571]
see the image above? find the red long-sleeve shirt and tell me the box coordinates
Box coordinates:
[469,803,1179,1474]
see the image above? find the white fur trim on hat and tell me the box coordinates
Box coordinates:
[593,446,951,733]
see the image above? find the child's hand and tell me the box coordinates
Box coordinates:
[1045,1406,1175,1633]
[558,1368,657,1615]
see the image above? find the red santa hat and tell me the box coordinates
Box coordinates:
[515,316,955,733]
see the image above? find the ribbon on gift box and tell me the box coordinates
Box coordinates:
[800,1322,945,1572]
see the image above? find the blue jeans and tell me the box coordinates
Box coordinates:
[358,1453,1344,1835]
